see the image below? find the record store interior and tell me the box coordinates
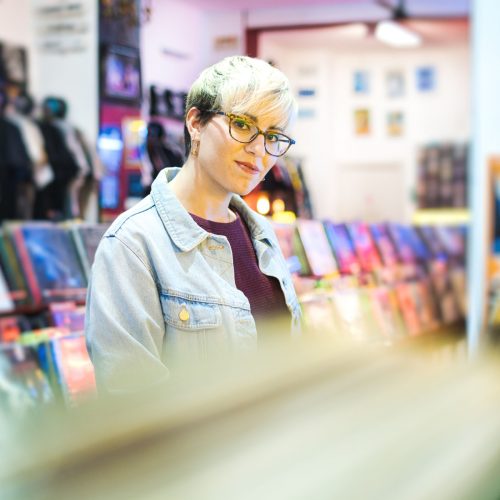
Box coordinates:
[2,0,500,498]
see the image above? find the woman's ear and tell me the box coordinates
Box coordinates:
[185,107,201,141]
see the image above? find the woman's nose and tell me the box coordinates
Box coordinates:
[245,132,266,157]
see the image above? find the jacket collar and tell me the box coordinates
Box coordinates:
[151,167,275,252]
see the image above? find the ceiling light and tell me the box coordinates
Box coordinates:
[375,20,422,48]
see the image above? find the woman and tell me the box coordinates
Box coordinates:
[85,56,302,393]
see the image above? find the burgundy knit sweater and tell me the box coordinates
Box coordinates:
[190,211,289,328]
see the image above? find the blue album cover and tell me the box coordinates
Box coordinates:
[369,223,399,266]
[72,223,109,279]
[417,226,448,260]
[323,221,360,275]
[388,223,417,264]
[21,224,86,302]
[388,224,431,262]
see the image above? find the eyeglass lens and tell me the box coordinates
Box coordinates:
[229,115,291,156]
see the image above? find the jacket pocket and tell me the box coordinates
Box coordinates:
[160,293,222,331]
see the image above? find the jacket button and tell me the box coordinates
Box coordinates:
[179,307,190,322]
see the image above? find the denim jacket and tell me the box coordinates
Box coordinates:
[85,167,302,392]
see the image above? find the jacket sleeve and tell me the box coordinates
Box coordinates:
[85,233,169,394]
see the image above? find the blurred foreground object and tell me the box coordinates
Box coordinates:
[2,335,500,500]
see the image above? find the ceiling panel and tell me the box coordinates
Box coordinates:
[179,0,469,17]
[180,0,363,11]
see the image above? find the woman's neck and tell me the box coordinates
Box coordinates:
[168,163,235,223]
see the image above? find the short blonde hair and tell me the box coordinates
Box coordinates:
[184,56,297,153]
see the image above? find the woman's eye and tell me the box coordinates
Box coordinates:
[266,132,280,143]
[233,118,251,130]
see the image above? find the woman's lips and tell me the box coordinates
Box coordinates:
[235,161,260,175]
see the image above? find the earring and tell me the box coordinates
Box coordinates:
[191,140,200,157]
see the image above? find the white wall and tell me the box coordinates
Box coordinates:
[202,10,245,67]
[141,0,204,93]
[260,38,470,222]
[32,0,98,143]
[0,0,32,44]
[0,0,98,143]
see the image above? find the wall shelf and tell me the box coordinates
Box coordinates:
[412,208,470,226]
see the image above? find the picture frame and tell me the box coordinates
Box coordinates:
[416,66,436,92]
[387,111,404,137]
[354,108,371,135]
[0,43,28,89]
[100,44,142,104]
[353,70,370,94]
[386,70,405,98]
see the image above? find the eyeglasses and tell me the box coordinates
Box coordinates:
[214,111,295,157]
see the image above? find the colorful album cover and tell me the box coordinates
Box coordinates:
[411,279,441,332]
[450,267,467,316]
[368,286,405,340]
[271,221,302,274]
[0,343,54,412]
[14,223,87,304]
[369,223,399,267]
[0,316,23,343]
[323,221,360,275]
[404,225,432,262]
[0,264,13,313]
[346,222,382,274]
[48,301,86,333]
[394,282,421,336]
[417,226,448,260]
[437,289,462,324]
[330,286,368,341]
[434,226,466,260]
[300,290,341,336]
[0,229,29,306]
[70,222,109,279]
[387,223,418,264]
[295,219,338,277]
[51,334,97,407]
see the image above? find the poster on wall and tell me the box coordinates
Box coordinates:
[298,88,316,97]
[298,108,316,119]
[122,117,147,167]
[386,70,405,98]
[0,43,28,89]
[387,111,404,137]
[416,66,436,92]
[354,108,371,135]
[101,44,142,104]
[353,70,370,94]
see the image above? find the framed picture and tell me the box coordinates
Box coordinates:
[0,43,28,89]
[298,88,316,97]
[386,70,405,98]
[416,66,436,92]
[353,70,370,94]
[100,44,142,104]
[387,111,404,137]
[354,108,371,135]
[298,108,316,119]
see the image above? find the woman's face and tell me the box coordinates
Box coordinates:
[193,109,286,197]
